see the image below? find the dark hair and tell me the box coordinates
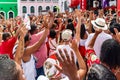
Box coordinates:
[109,23,120,35]
[100,39,120,69]
[67,18,73,23]
[94,10,98,16]
[87,64,117,80]
[80,24,86,39]
[54,19,58,25]
[2,32,10,41]
[0,55,19,80]
[49,29,56,39]
[24,33,30,43]
[29,24,37,35]
[66,23,75,37]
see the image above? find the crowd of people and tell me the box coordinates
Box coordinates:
[0,8,120,80]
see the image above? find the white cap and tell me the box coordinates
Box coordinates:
[61,29,72,41]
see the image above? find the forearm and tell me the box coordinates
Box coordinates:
[73,48,86,79]
[25,28,49,55]
[48,16,54,28]
[88,33,99,49]
[14,37,24,65]
[69,73,80,80]
[75,18,81,42]
[15,27,21,38]
[74,48,86,70]
[0,33,2,42]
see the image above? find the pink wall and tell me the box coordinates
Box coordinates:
[18,0,59,16]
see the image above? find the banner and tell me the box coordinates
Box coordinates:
[80,0,86,10]
[117,0,120,10]
[68,0,80,8]
[23,14,31,30]
[67,0,86,10]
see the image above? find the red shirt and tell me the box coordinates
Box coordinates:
[79,45,86,57]
[0,37,17,59]
[86,49,100,67]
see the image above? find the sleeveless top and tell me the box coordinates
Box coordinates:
[22,55,36,80]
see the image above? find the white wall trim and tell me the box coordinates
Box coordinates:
[0,2,17,4]
[7,10,14,19]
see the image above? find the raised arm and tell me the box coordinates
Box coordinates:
[87,28,102,49]
[23,12,54,58]
[55,39,87,80]
[14,26,27,65]
[0,25,3,42]
[71,39,87,80]
[75,9,81,43]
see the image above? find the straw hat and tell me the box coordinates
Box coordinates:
[91,18,108,30]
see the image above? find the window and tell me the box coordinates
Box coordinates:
[29,0,35,1]
[22,6,27,13]
[9,12,14,19]
[38,6,42,12]
[0,12,5,19]
[30,6,35,13]
[37,0,43,2]
[46,6,50,11]
[38,6,42,15]
[64,1,69,11]
[53,6,57,12]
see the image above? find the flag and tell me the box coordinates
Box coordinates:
[23,14,31,30]
[117,0,120,10]
[67,0,80,8]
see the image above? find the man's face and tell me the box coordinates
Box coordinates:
[15,62,26,80]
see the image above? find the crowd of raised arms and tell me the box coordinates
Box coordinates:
[0,8,120,80]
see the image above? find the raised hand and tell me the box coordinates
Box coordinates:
[49,11,54,18]
[0,25,3,33]
[55,49,79,80]
[94,27,102,34]
[75,9,81,18]
[20,24,28,38]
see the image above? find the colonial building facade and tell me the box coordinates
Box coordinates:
[0,0,117,19]
[0,0,18,19]
[18,0,59,16]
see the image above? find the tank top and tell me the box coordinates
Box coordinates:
[22,55,36,80]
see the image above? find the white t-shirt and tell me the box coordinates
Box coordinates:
[85,31,112,58]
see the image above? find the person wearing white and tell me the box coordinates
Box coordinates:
[22,55,36,80]
[85,18,112,58]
